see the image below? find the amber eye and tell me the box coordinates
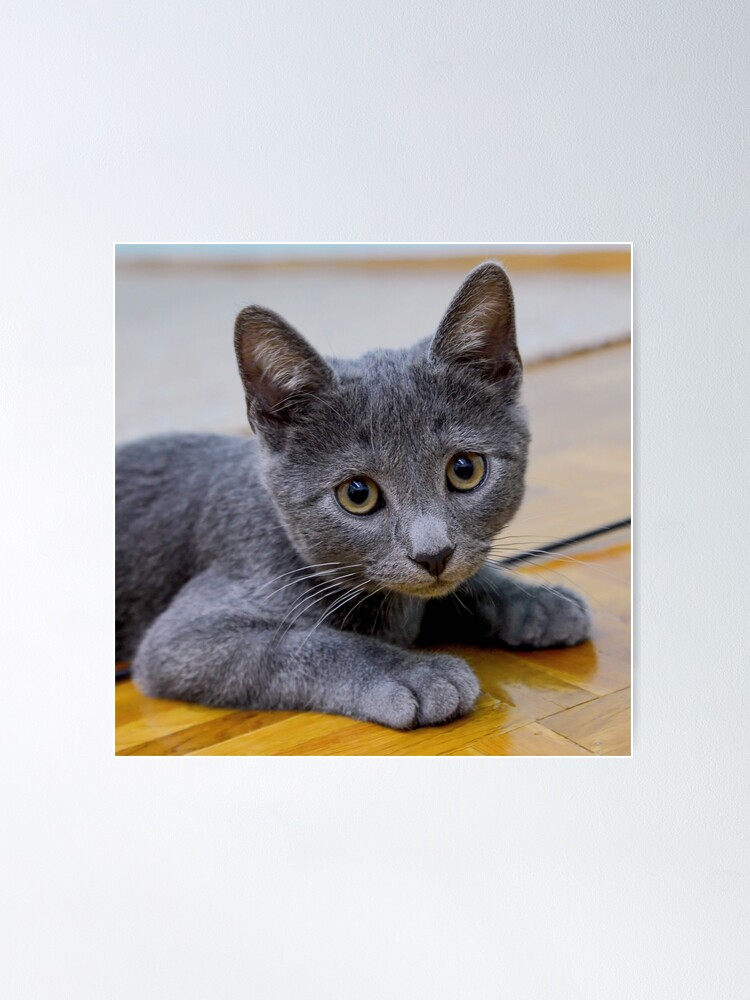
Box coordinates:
[446,452,487,492]
[335,476,381,515]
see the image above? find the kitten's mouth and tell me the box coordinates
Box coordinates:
[370,559,485,599]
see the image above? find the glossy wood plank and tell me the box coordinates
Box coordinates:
[505,532,631,699]
[189,695,530,757]
[462,645,599,719]
[115,691,231,752]
[118,705,298,755]
[542,688,631,755]
[466,724,593,756]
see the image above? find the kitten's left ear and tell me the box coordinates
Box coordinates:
[234,306,334,437]
[430,261,522,385]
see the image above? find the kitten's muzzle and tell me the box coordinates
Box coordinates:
[408,544,455,578]
[406,515,454,579]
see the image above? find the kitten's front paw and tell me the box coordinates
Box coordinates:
[360,654,480,730]
[498,584,591,649]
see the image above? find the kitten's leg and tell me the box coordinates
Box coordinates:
[131,573,479,730]
[420,565,591,649]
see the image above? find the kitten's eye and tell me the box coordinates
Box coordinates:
[446,452,486,492]
[335,476,381,515]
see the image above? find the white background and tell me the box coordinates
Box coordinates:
[2,3,748,998]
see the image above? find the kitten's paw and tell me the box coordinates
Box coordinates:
[498,584,591,649]
[361,655,480,730]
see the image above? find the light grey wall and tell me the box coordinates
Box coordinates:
[3,3,748,999]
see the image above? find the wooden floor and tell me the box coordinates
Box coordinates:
[116,343,631,756]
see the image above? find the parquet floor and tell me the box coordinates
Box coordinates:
[116,343,631,756]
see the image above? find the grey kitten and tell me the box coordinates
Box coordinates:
[116,262,590,730]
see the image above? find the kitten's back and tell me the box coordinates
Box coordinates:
[115,433,260,658]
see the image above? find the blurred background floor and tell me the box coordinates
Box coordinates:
[116,248,630,441]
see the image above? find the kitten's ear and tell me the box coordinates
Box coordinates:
[430,261,522,385]
[234,306,334,436]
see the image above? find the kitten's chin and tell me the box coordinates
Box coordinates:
[386,578,464,599]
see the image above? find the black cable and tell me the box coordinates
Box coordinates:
[496,517,631,567]
[114,516,631,680]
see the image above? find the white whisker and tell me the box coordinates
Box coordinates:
[260,565,362,604]
[298,583,371,648]
[257,561,351,594]
[341,585,385,629]
[275,574,363,638]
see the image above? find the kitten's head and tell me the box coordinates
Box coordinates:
[234,261,529,598]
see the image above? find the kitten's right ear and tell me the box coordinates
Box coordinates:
[234,306,334,438]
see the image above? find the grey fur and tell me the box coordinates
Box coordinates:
[116,262,590,730]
